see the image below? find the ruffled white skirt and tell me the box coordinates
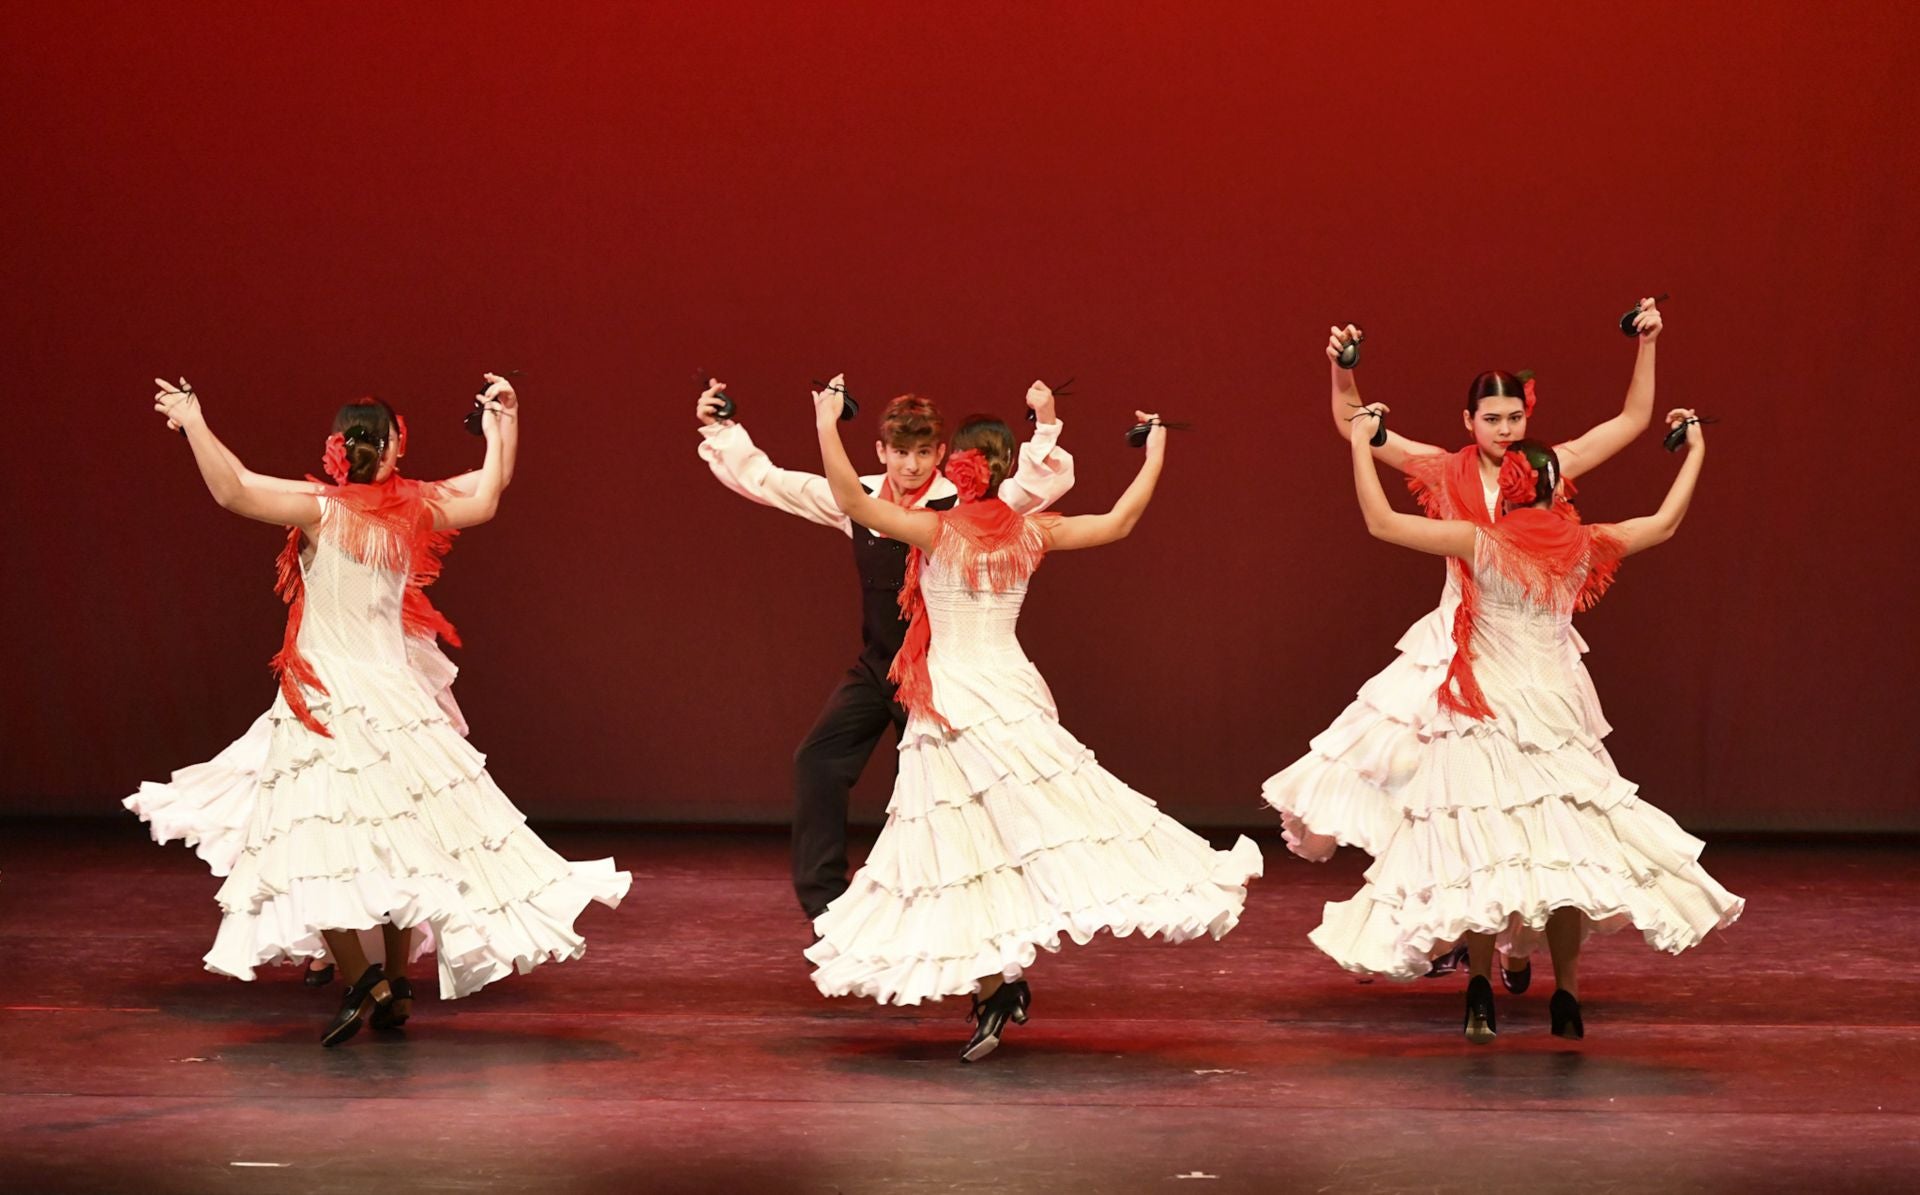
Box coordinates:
[806,657,1262,1006]
[200,649,629,999]
[1262,597,1608,862]
[1307,666,1742,979]
[125,636,469,877]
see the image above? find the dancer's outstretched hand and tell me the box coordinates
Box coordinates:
[1136,410,1167,457]
[1631,298,1663,342]
[812,373,847,430]
[1666,407,1703,449]
[1327,324,1363,367]
[697,378,729,426]
[1348,402,1389,441]
[153,377,203,433]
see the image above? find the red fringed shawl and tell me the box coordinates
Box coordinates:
[888,498,1055,730]
[271,476,457,736]
[1402,447,1594,720]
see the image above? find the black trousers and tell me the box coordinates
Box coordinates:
[791,660,907,919]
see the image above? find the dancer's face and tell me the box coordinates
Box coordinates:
[874,439,946,496]
[1464,397,1527,463]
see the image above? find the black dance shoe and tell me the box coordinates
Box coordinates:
[961,985,1023,1063]
[1500,958,1532,994]
[1550,989,1585,1040]
[320,964,391,1048]
[1425,941,1470,978]
[1463,975,1497,1044]
[303,962,336,987]
[370,975,414,1031]
[1007,979,1032,1026]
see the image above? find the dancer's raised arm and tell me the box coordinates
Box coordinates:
[1554,297,1662,479]
[1348,404,1474,559]
[997,380,1076,513]
[155,380,322,531]
[1594,408,1706,557]
[1324,325,1443,470]
[440,373,521,496]
[432,398,510,530]
[699,377,848,529]
[813,376,939,549]
[1044,411,1166,551]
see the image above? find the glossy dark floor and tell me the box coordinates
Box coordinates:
[2,821,1916,1193]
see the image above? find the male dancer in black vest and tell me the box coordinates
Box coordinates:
[696,374,1074,917]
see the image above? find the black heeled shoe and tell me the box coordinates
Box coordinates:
[1007,979,1031,1026]
[1550,989,1585,1040]
[303,962,336,987]
[370,976,413,1031]
[320,963,391,1048]
[1500,958,1532,994]
[1425,941,1470,978]
[961,985,1022,1063]
[1463,975,1497,1044]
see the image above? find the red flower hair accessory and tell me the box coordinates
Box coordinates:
[394,412,408,456]
[944,448,991,502]
[1521,373,1538,417]
[322,433,350,485]
[1498,449,1541,508]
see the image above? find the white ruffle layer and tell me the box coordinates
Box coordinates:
[807,708,1263,1006]
[1308,724,1742,979]
[1262,597,1608,861]
[201,654,629,999]
[124,712,275,877]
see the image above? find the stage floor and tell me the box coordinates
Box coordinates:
[2,821,1915,1193]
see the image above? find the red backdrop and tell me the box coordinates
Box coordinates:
[4,2,1914,830]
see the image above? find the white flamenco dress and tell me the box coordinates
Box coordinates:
[805,504,1263,1006]
[198,494,630,998]
[1262,459,1610,861]
[1307,520,1743,977]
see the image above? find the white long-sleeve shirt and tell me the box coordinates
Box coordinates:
[697,418,1075,535]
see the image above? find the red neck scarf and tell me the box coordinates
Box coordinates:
[1403,447,1587,719]
[271,475,458,736]
[878,473,937,508]
[887,497,1053,729]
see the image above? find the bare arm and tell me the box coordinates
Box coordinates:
[1595,409,1705,557]
[155,381,323,530]
[1323,324,1442,471]
[439,372,521,496]
[1555,297,1662,479]
[432,398,511,531]
[1349,404,1475,559]
[1044,410,1165,551]
[812,376,939,550]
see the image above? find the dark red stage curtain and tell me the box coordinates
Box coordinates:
[3,3,1914,829]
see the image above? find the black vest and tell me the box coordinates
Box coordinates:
[852,485,956,673]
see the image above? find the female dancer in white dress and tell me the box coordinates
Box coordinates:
[1315,402,1742,1040]
[1265,301,1665,990]
[126,379,514,984]
[151,378,629,1045]
[800,379,1263,1062]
